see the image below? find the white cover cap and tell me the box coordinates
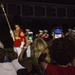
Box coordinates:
[39,30,43,33]
[44,30,48,33]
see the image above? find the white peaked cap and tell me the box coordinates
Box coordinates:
[44,30,48,33]
[39,30,43,33]
[26,29,30,32]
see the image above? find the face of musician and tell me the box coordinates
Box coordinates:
[15,25,20,30]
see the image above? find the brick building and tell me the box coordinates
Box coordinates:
[0,0,75,47]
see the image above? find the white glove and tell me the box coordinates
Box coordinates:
[20,42,25,48]
[10,30,14,37]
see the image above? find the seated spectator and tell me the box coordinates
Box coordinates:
[0,41,10,62]
[0,48,17,75]
[38,38,75,75]
[9,50,29,75]
[65,30,75,66]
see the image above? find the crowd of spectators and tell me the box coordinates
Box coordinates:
[0,25,75,75]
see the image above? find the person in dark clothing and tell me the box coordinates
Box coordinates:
[17,69,29,75]
[38,38,75,75]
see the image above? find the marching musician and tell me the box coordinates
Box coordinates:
[1,4,26,56]
[10,24,26,56]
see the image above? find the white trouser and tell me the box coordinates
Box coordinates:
[14,47,22,57]
[26,45,31,57]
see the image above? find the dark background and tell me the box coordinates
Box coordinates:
[0,0,75,48]
[17,0,75,5]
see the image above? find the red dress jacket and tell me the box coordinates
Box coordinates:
[45,64,75,75]
[13,29,25,47]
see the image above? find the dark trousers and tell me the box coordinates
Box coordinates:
[17,68,29,75]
